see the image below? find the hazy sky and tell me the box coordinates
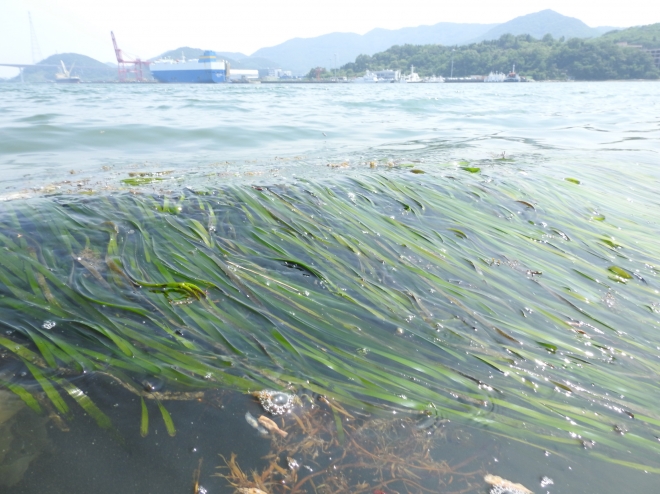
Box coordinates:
[1,0,658,77]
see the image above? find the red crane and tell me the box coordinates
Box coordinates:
[111,31,150,82]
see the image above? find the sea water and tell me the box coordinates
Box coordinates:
[1,82,657,194]
[1,81,659,494]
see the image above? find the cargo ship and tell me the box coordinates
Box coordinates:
[150,51,229,83]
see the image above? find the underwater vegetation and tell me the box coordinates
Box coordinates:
[216,396,484,494]
[1,158,660,478]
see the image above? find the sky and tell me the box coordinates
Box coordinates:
[1,0,659,78]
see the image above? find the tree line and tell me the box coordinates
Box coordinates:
[312,33,659,81]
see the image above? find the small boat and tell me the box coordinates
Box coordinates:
[352,70,379,83]
[503,64,521,82]
[55,61,81,83]
[399,65,421,83]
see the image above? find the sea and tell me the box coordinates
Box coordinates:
[0,81,659,494]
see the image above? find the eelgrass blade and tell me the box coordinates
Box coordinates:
[0,380,42,413]
[140,397,149,437]
[55,378,112,429]
[24,361,68,416]
[157,400,176,437]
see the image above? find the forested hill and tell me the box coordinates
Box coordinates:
[600,24,660,48]
[339,34,660,81]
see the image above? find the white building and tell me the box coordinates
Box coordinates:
[227,69,259,81]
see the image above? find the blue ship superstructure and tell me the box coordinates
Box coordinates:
[150,51,228,83]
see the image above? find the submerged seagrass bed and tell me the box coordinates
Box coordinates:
[2,159,660,491]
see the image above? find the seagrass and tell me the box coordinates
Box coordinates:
[1,158,659,472]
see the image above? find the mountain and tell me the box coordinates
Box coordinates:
[154,47,210,61]
[154,47,280,70]
[215,51,248,60]
[251,10,619,74]
[251,23,496,74]
[600,23,660,48]
[471,10,616,43]
[10,53,117,83]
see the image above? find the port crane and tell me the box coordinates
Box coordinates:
[111,31,150,82]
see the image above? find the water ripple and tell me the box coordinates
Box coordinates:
[0,81,658,189]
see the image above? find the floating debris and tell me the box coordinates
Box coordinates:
[253,390,297,415]
[540,476,554,488]
[245,412,268,435]
[581,438,596,449]
[258,415,288,437]
[236,489,269,494]
[484,474,534,494]
[286,457,299,472]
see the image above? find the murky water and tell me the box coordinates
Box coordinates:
[1,81,659,494]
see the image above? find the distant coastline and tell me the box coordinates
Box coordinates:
[3,14,658,84]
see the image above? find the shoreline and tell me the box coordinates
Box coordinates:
[2,78,658,84]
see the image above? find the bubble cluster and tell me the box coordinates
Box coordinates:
[255,389,296,415]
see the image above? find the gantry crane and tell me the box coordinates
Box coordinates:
[111,31,150,82]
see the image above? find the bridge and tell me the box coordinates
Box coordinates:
[0,63,58,82]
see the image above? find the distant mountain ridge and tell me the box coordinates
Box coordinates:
[251,23,496,74]
[469,9,616,43]
[250,10,619,74]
